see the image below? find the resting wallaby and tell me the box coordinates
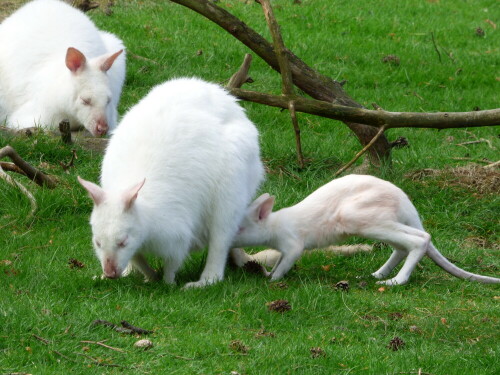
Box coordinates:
[232,174,500,285]
[79,77,264,288]
[0,0,125,136]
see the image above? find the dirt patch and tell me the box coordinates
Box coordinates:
[406,164,500,196]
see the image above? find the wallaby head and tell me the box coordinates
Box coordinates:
[233,193,276,247]
[66,47,122,136]
[77,176,146,279]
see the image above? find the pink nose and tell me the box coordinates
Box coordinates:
[95,119,108,136]
[104,258,119,279]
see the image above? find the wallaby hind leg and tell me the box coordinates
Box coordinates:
[357,222,430,285]
[372,248,407,279]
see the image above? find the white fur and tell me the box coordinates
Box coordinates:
[0,0,126,136]
[79,77,264,288]
[232,175,500,285]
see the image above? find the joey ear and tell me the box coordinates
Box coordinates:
[66,47,87,73]
[97,49,123,72]
[250,194,275,221]
[258,195,275,220]
[77,176,105,206]
[123,178,145,210]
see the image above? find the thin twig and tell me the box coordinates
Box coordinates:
[227,53,253,89]
[129,52,159,65]
[121,321,154,335]
[334,125,387,177]
[53,350,78,363]
[80,340,126,353]
[32,334,51,345]
[289,101,304,168]
[0,164,37,217]
[259,0,305,167]
[484,160,500,169]
[75,353,124,368]
[60,149,78,172]
[430,32,442,64]
[455,139,493,148]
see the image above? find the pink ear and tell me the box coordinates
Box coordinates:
[123,178,145,210]
[66,47,87,73]
[77,176,105,205]
[251,194,275,221]
[99,49,123,72]
[258,195,275,220]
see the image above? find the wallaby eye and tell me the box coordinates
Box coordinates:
[94,239,101,248]
[106,97,111,105]
[117,237,128,248]
[81,97,92,106]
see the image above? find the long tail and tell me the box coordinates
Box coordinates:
[427,244,500,284]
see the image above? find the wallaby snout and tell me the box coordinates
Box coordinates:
[95,118,109,136]
[103,257,119,279]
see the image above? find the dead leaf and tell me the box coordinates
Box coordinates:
[310,347,326,358]
[382,54,400,66]
[387,336,405,351]
[334,280,349,291]
[266,299,291,313]
[378,287,386,292]
[388,312,403,320]
[440,317,448,325]
[68,258,85,269]
[485,19,497,29]
[321,265,331,272]
[229,340,249,354]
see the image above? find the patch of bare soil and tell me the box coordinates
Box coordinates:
[407,164,500,196]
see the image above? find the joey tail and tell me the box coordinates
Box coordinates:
[426,244,500,284]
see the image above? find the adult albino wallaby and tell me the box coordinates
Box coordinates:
[232,174,500,285]
[0,0,125,136]
[78,77,264,288]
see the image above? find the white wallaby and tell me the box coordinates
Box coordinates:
[78,77,264,288]
[0,0,126,136]
[232,174,500,285]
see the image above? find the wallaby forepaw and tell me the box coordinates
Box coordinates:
[371,272,386,279]
[182,276,221,289]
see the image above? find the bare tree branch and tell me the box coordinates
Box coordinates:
[258,0,304,167]
[334,125,387,177]
[169,0,392,165]
[0,145,57,188]
[227,54,253,89]
[229,88,500,129]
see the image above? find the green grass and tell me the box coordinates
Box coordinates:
[1,0,499,374]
